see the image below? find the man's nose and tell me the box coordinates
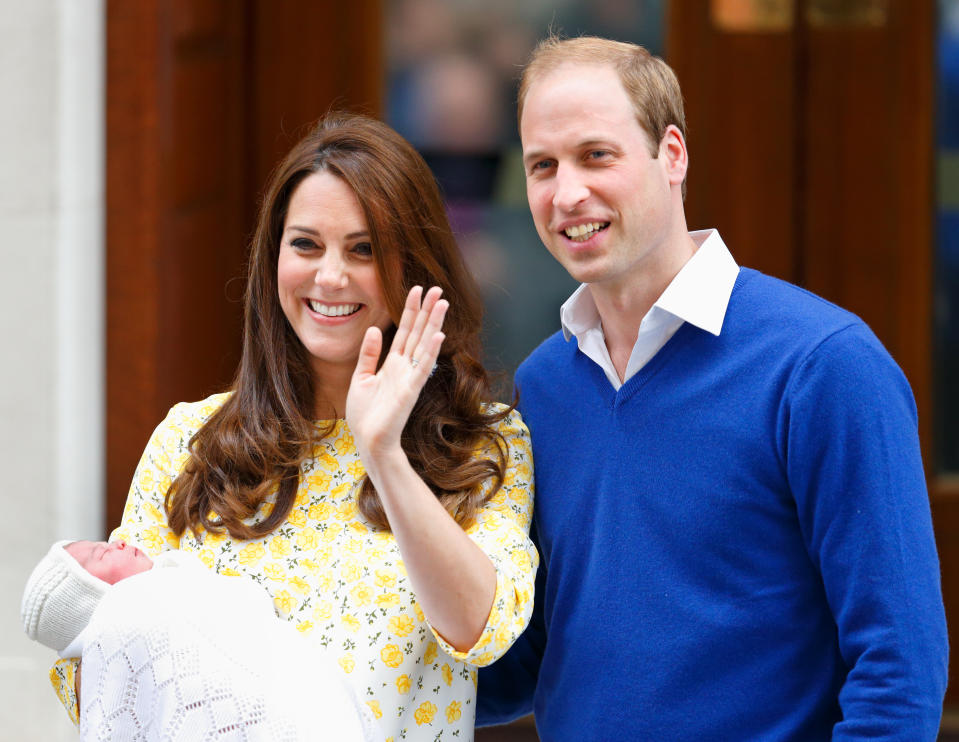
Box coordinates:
[552,165,589,212]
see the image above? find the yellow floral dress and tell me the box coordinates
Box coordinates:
[51,393,537,741]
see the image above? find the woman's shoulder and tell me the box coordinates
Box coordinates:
[158,391,233,435]
[483,402,529,441]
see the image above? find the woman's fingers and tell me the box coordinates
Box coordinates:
[391,285,423,358]
[404,287,443,356]
[352,326,383,380]
[393,286,444,358]
[410,298,448,369]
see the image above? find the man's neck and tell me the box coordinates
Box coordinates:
[591,232,698,382]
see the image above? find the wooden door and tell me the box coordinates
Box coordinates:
[105,0,382,529]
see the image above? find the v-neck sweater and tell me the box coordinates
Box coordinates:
[479,267,947,741]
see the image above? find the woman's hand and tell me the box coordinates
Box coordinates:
[346,285,448,462]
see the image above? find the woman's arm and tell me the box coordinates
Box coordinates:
[346,286,496,651]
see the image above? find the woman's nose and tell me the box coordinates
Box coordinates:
[314,256,348,289]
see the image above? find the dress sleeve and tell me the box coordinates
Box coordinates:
[475,541,546,726]
[428,408,538,667]
[48,401,199,723]
[783,326,948,740]
[49,658,80,727]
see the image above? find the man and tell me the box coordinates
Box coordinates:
[477,36,948,740]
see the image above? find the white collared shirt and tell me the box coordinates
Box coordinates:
[560,229,740,390]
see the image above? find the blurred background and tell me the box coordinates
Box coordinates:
[1,0,957,738]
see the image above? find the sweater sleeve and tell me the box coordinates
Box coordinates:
[428,408,539,667]
[783,325,948,741]
[47,399,208,723]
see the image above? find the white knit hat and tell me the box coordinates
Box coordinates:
[20,540,110,653]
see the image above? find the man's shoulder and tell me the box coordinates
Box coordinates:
[733,268,871,342]
[732,268,903,384]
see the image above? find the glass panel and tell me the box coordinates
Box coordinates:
[386,0,667,391]
[806,0,888,27]
[937,0,959,473]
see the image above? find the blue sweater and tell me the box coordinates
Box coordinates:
[478,269,948,741]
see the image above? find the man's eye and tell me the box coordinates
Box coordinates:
[587,150,610,160]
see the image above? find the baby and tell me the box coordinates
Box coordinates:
[22,539,182,656]
[22,540,382,741]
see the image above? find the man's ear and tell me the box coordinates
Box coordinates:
[660,124,688,187]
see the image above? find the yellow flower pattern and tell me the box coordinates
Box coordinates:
[338,654,356,674]
[381,643,404,668]
[414,701,437,726]
[446,700,462,723]
[50,393,537,741]
[388,613,415,637]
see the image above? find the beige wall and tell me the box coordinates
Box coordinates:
[0,1,104,737]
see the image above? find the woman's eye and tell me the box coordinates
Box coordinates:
[290,237,316,250]
[353,242,373,256]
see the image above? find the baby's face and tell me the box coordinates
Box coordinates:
[66,540,153,584]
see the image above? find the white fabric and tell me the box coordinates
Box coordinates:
[59,549,205,659]
[76,560,382,742]
[561,229,740,389]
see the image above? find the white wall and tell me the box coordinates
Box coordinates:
[0,0,104,737]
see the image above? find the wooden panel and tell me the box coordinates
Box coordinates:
[249,1,383,196]
[106,0,167,529]
[932,496,959,698]
[801,0,934,457]
[667,0,799,281]
[161,7,247,407]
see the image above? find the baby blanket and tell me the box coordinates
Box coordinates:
[75,554,381,741]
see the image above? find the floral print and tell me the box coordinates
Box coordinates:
[52,393,536,741]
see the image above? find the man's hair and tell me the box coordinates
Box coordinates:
[518,35,688,197]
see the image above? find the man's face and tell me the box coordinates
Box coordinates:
[520,63,683,294]
[66,540,152,584]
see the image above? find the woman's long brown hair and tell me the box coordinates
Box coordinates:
[165,112,510,539]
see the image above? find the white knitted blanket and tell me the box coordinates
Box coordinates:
[75,558,381,741]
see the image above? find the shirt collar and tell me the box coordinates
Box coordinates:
[561,229,740,340]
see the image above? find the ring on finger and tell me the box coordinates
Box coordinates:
[410,358,420,368]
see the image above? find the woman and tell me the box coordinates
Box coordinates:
[51,112,536,741]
